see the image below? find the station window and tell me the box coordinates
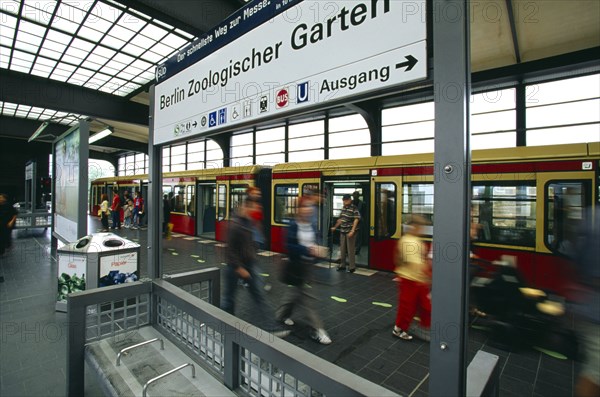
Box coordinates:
[171,144,186,172]
[217,184,227,220]
[231,131,254,166]
[527,74,600,145]
[471,88,516,150]
[328,114,370,160]
[472,183,537,247]
[274,184,299,224]
[544,181,591,255]
[288,120,324,162]
[162,147,170,173]
[187,141,205,170]
[206,139,224,168]
[256,126,285,166]
[375,183,397,238]
[382,102,434,155]
[402,183,434,235]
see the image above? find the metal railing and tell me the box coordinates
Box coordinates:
[14,211,52,229]
[68,267,398,397]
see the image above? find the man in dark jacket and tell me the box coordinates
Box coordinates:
[221,195,287,337]
[0,193,17,255]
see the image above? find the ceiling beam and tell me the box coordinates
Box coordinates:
[0,116,70,142]
[505,0,521,64]
[0,69,149,126]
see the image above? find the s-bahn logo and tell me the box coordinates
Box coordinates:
[155,64,167,82]
[276,88,288,109]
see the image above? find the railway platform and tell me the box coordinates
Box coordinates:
[0,216,576,396]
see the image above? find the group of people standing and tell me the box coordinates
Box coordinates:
[98,189,144,231]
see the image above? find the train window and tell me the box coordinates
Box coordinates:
[375,183,397,238]
[545,181,591,256]
[275,184,299,224]
[230,184,249,215]
[173,186,186,213]
[186,185,195,216]
[217,185,227,220]
[472,183,536,247]
[402,184,434,234]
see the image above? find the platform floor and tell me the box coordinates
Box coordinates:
[0,218,576,396]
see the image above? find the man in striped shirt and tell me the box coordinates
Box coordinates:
[330,194,361,273]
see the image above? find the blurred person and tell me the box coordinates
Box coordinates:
[393,215,432,341]
[277,197,331,344]
[221,194,286,335]
[99,193,109,232]
[304,187,321,244]
[163,194,172,238]
[330,194,360,273]
[110,188,121,230]
[0,193,17,255]
[132,191,144,229]
[352,190,366,255]
[122,199,133,229]
[572,208,600,397]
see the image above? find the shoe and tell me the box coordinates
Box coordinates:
[270,328,291,338]
[311,328,332,345]
[336,266,345,272]
[334,258,341,264]
[393,326,413,340]
[347,268,355,273]
[283,318,294,326]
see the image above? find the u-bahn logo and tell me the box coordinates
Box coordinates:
[297,82,309,103]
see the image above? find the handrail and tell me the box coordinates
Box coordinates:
[116,338,164,366]
[142,363,195,397]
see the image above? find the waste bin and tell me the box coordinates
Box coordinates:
[56,232,140,311]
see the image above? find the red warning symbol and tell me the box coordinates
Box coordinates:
[276,88,288,109]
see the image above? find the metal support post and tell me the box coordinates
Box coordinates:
[430,0,471,395]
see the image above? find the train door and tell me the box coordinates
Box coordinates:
[215,181,229,241]
[370,175,402,271]
[196,183,216,239]
[324,180,370,267]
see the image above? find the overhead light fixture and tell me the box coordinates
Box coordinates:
[89,126,114,144]
[28,121,50,142]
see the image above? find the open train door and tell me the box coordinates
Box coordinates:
[196,183,216,240]
[369,174,402,271]
[323,179,370,267]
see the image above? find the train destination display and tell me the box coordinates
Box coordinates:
[154,0,427,145]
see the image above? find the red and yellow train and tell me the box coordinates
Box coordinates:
[90,142,599,297]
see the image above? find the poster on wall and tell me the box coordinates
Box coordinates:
[98,252,139,287]
[52,122,89,243]
[57,254,87,304]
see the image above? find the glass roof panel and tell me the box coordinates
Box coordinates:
[35,57,56,67]
[0,1,20,15]
[78,25,104,42]
[161,34,187,49]
[18,19,46,37]
[107,24,136,42]
[101,34,125,50]
[91,2,122,23]
[56,2,84,23]
[1,13,16,28]
[116,12,145,32]
[0,27,15,44]
[50,15,79,34]
[140,23,167,40]
[46,29,72,45]
[22,1,55,25]
[121,42,144,57]
[1,0,196,100]
[141,50,162,63]
[14,41,38,54]
[130,33,155,49]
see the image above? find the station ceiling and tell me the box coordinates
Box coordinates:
[0,0,598,156]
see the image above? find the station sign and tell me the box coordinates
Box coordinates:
[153,0,427,145]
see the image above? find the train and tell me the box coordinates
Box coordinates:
[90,142,599,297]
